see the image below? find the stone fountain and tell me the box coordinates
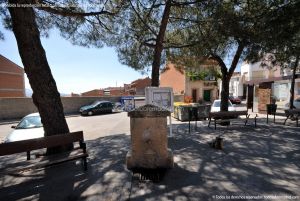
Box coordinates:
[126,104,173,170]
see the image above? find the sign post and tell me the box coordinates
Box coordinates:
[145,87,174,137]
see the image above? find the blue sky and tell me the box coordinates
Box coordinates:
[0,24,149,94]
[1,23,242,95]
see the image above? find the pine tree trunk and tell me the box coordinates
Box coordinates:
[220,76,230,112]
[211,54,231,112]
[219,43,244,112]
[151,0,171,86]
[289,55,299,109]
[8,0,71,154]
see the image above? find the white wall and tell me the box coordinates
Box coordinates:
[241,62,264,80]
[185,78,218,102]
[241,61,282,80]
[228,75,244,98]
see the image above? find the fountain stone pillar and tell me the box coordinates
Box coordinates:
[126,104,173,169]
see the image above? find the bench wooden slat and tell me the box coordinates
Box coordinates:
[284,109,299,127]
[209,110,248,118]
[0,131,83,156]
[208,111,257,129]
[0,148,88,175]
[285,109,300,115]
[0,147,82,169]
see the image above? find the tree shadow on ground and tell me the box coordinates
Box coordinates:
[128,122,300,200]
[0,122,299,201]
[0,134,132,201]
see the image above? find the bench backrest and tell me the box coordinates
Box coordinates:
[209,110,248,118]
[0,131,84,156]
[285,109,300,115]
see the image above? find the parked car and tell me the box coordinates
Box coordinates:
[79,101,114,116]
[284,97,300,109]
[112,102,123,112]
[211,99,236,112]
[229,96,241,104]
[4,113,44,143]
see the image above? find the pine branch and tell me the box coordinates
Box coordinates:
[210,54,227,76]
[129,0,158,37]
[164,42,198,49]
[36,0,118,17]
[171,0,203,7]
[228,42,245,78]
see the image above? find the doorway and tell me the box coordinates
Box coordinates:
[203,90,211,102]
[192,89,197,103]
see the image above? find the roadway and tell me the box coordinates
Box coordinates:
[0,104,251,143]
[0,112,131,143]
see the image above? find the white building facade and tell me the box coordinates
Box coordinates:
[241,61,300,112]
[229,72,244,98]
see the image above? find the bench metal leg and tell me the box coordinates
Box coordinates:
[188,119,191,134]
[208,118,211,127]
[82,157,88,171]
[214,119,217,130]
[255,114,257,127]
[284,116,289,125]
[27,151,30,160]
[244,114,250,126]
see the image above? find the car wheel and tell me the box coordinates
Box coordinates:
[87,111,93,116]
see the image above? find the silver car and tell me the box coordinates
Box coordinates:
[4,113,44,143]
[211,100,236,112]
[285,97,300,109]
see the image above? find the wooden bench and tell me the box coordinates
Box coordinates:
[208,111,257,130]
[284,109,300,127]
[0,131,88,175]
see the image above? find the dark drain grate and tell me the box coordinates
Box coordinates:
[132,168,167,183]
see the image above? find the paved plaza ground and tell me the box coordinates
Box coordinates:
[0,112,299,201]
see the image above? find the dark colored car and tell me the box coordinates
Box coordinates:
[229,96,241,104]
[79,101,113,116]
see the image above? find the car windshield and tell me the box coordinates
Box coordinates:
[213,101,221,107]
[213,100,233,107]
[16,116,43,129]
[90,101,101,107]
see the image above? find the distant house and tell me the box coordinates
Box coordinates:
[229,72,243,98]
[80,77,151,97]
[81,87,129,97]
[0,54,25,97]
[241,61,300,112]
[102,87,128,96]
[124,77,151,95]
[160,63,185,95]
[81,89,102,97]
[160,59,220,103]
[71,92,80,97]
